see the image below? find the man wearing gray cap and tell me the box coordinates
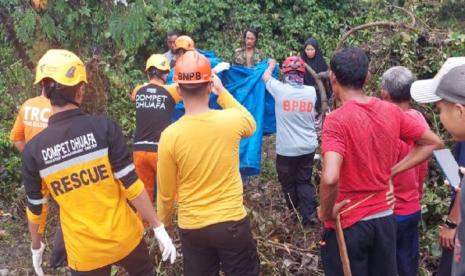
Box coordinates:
[411,57,465,275]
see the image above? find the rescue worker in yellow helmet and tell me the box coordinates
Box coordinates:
[9,44,70,271]
[130,54,181,202]
[24,49,176,275]
[174,35,230,74]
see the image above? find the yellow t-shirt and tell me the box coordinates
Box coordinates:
[157,89,256,229]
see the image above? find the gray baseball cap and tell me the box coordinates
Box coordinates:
[411,57,465,105]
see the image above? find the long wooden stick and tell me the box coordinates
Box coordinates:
[335,214,352,276]
[303,63,329,122]
[333,194,375,276]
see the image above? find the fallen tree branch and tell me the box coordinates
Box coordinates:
[391,5,416,29]
[256,236,316,255]
[303,63,329,125]
[336,21,418,50]
[336,5,420,50]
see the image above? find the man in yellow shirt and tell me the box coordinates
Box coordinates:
[23,49,176,275]
[157,51,260,275]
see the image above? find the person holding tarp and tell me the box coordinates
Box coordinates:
[157,51,260,276]
[234,28,265,68]
[168,42,274,179]
[23,49,176,275]
[410,57,465,275]
[262,56,319,227]
[318,47,443,276]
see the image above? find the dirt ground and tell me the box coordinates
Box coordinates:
[0,138,324,275]
[0,193,69,276]
[0,135,442,275]
[0,179,323,276]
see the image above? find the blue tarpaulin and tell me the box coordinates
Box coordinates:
[168,50,277,176]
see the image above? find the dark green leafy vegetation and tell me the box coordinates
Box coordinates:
[0,0,464,274]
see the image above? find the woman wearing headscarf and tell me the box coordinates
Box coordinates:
[301,37,331,114]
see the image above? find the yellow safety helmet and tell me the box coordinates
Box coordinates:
[145,54,170,72]
[174,35,195,52]
[34,49,87,86]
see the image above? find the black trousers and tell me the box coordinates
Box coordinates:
[438,248,453,276]
[70,239,153,276]
[276,153,316,225]
[179,217,260,276]
[321,215,397,276]
[50,219,67,268]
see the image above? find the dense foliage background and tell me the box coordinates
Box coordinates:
[1,0,464,274]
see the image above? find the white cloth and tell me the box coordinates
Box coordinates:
[213,62,231,74]
[114,0,128,6]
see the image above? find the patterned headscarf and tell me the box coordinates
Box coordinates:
[284,72,304,86]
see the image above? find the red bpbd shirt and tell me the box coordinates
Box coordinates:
[393,109,429,216]
[322,98,427,229]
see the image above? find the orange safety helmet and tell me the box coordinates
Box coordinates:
[174,51,212,84]
[174,35,195,52]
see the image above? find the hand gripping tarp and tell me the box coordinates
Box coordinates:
[168,49,277,176]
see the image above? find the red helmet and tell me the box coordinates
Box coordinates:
[282,56,305,74]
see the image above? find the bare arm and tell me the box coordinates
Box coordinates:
[14,140,25,153]
[130,85,144,102]
[28,221,41,249]
[449,193,460,224]
[319,151,345,221]
[439,169,464,249]
[391,129,444,177]
[439,191,460,249]
[130,191,162,228]
[262,59,276,82]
